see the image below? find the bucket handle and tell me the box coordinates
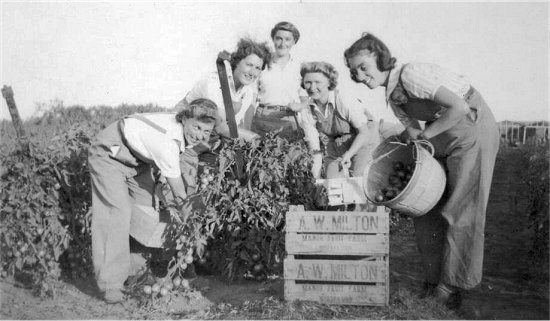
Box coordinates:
[412,139,435,160]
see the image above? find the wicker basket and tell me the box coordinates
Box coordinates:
[362,136,446,217]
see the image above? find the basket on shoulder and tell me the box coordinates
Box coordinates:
[363,136,446,217]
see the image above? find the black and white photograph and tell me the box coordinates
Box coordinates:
[1,1,548,319]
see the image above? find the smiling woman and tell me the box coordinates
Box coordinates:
[174,37,271,140]
[344,32,500,309]
[87,98,217,303]
[298,61,380,180]
[173,37,271,168]
[252,21,309,141]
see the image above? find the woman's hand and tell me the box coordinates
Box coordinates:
[289,96,312,112]
[399,127,423,144]
[339,153,352,174]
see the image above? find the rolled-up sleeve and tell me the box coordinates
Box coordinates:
[299,108,320,151]
[338,94,372,129]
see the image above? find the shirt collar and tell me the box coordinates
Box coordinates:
[169,122,186,151]
[309,90,336,118]
[385,63,404,103]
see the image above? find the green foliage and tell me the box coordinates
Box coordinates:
[194,134,317,280]
[524,142,549,260]
[497,141,549,263]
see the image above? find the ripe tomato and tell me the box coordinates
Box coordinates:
[164,282,174,291]
[396,170,406,179]
[393,161,404,171]
[160,287,169,296]
[151,284,160,293]
[184,255,193,264]
[143,285,152,294]
[181,279,190,289]
[172,276,182,288]
[253,263,264,273]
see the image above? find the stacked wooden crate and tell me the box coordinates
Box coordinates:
[284,177,389,306]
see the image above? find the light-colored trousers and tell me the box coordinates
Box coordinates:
[88,121,156,291]
[413,88,499,290]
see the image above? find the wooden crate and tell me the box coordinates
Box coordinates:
[284,205,389,306]
[130,204,169,248]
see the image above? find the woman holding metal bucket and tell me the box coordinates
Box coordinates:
[343,33,499,309]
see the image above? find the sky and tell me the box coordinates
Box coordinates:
[1,1,548,123]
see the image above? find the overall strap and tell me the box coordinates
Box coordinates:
[397,63,411,98]
[330,90,355,136]
[125,114,168,134]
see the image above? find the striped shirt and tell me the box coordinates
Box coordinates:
[386,62,471,127]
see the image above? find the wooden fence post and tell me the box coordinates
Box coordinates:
[2,85,30,153]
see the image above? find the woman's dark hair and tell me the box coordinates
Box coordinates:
[300,61,339,91]
[230,37,272,71]
[270,21,300,43]
[176,98,218,124]
[344,33,397,72]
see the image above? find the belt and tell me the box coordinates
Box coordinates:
[258,104,292,113]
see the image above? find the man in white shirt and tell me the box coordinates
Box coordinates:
[88,98,217,304]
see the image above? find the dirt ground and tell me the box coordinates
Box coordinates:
[1,157,548,320]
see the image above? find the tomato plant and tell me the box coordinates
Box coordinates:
[186,133,318,280]
[0,104,165,297]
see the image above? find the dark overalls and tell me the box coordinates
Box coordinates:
[251,104,303,141]
[312,91,379,178]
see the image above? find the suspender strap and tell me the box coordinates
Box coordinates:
[397,63,411,98]
[125,114,168,134]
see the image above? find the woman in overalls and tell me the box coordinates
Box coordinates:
[298,61,380,179]
[87,99,217,303]
[344,33,499,308]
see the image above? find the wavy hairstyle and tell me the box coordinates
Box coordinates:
[270,21,300,43]
[344,33,397,74]
[300,61,339,91]
[230,37,272,71]
[176,98,218,124]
